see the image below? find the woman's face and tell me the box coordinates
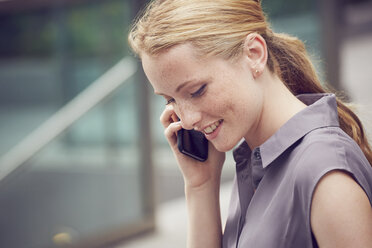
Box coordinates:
[142,43,264,152]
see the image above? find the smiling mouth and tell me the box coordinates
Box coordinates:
[203,119,223,134]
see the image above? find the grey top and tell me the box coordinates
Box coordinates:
[222,93,372,248]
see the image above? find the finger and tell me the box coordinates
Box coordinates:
[164,121,182,146]
[171,113,179,123]
[160,105,177,128]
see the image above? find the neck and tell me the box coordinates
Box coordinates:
[244,71,307,149]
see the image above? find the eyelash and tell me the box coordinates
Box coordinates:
[166,98,175,105]
[165,84,207,105]
[191,84,207,98]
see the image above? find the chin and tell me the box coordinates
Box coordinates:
[213,141,237,152]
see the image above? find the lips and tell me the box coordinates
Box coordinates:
[203,119,223,134]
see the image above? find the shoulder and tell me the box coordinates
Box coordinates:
[287,126,372,208]
[287,127,372,246]
[291,126,371,187]
[310,170,372,247]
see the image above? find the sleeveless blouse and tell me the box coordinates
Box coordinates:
[222,93,372,248]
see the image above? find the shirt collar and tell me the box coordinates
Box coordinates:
[233,93,340,169]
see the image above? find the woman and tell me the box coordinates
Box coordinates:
[128,0,372,247]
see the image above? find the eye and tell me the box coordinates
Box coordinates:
[165,98,175,105]
[190,84,207,98]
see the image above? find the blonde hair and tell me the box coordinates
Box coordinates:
[128,0,372,165]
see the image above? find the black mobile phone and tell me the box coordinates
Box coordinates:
[177,128,208,162]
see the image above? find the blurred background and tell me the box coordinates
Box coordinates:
[0,0,371,247]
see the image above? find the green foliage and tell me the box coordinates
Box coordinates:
[67,0,131,57]
[261,0,316,19]
[0,0,131,59]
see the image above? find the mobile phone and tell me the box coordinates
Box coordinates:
[177,128,208,162]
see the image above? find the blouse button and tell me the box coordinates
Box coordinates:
[254,150,261,160]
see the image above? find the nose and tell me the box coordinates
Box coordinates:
[177,103,202,130]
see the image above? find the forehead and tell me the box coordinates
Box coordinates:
[142,44,199,70]
[141,44,203,87]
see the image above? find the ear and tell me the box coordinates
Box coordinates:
[243,33,268,78]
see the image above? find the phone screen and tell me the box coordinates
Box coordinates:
[177,128,208,162]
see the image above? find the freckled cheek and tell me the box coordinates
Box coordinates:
[210,100,234,119]
[203,91,235,117]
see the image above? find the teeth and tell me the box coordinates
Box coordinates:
[204,120,222,134]
[205,127,213,133]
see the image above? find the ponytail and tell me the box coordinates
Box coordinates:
[264,31,372,165]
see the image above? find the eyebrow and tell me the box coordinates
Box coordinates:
[154,79,200,95]
[175,79,197,93]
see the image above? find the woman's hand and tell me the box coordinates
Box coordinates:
[160,105,226,189]
[161,105,225,248]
